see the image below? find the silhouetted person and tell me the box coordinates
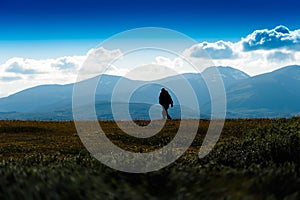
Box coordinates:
[159,88,173,119]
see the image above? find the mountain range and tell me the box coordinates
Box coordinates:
[0,65,299,120]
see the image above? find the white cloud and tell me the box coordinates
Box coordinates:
[183,25,300,76]
[204,49,299,76]
[0,56,85,97]
[123,64,179,81]
[186,41,237,59]
[154,56,183,68]
[267,51,295,62]
[242,25,300,51]
[1,56,84,75]
[152,56,205,76]
[51,57,78,70]
[78,47,123,81]
[120,57,186,81]
[6,61,39,74]
[0,47,127,97]
[0,76,22,82]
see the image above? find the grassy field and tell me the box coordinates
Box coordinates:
[0,118,300,199]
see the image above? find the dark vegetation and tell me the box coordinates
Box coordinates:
[0,118,300,199]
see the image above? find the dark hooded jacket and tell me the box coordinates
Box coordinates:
[159,89,173,109]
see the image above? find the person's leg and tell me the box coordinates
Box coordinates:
[166,109,172,119]
[162,106,167,119]
[163,105,171,119]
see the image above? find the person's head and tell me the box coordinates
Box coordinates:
[161,88,167,93]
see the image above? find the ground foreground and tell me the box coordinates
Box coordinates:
[0,118,300,199]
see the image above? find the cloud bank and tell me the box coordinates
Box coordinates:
[188,41,236,59]
[1,25,300,97]
[184,25,300,76]
[0,56,85,97]
[0,47,125,97]
[242,25,300,51]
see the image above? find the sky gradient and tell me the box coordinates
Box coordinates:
[1,0,300,41]
[0,0,300,97]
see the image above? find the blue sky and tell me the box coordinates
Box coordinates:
[1,0,300,61]
[1,0,300,40]
[0,0,300,97]
[1,0,300,59]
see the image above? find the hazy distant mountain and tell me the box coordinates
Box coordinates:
[0,65,299,120]
[202,66,250,87]
[0,84,73,112]
[225,65,300,118]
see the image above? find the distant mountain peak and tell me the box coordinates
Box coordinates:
[202,66,250,86]
[272,65,300,73]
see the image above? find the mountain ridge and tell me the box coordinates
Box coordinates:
[0,65,299,120]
